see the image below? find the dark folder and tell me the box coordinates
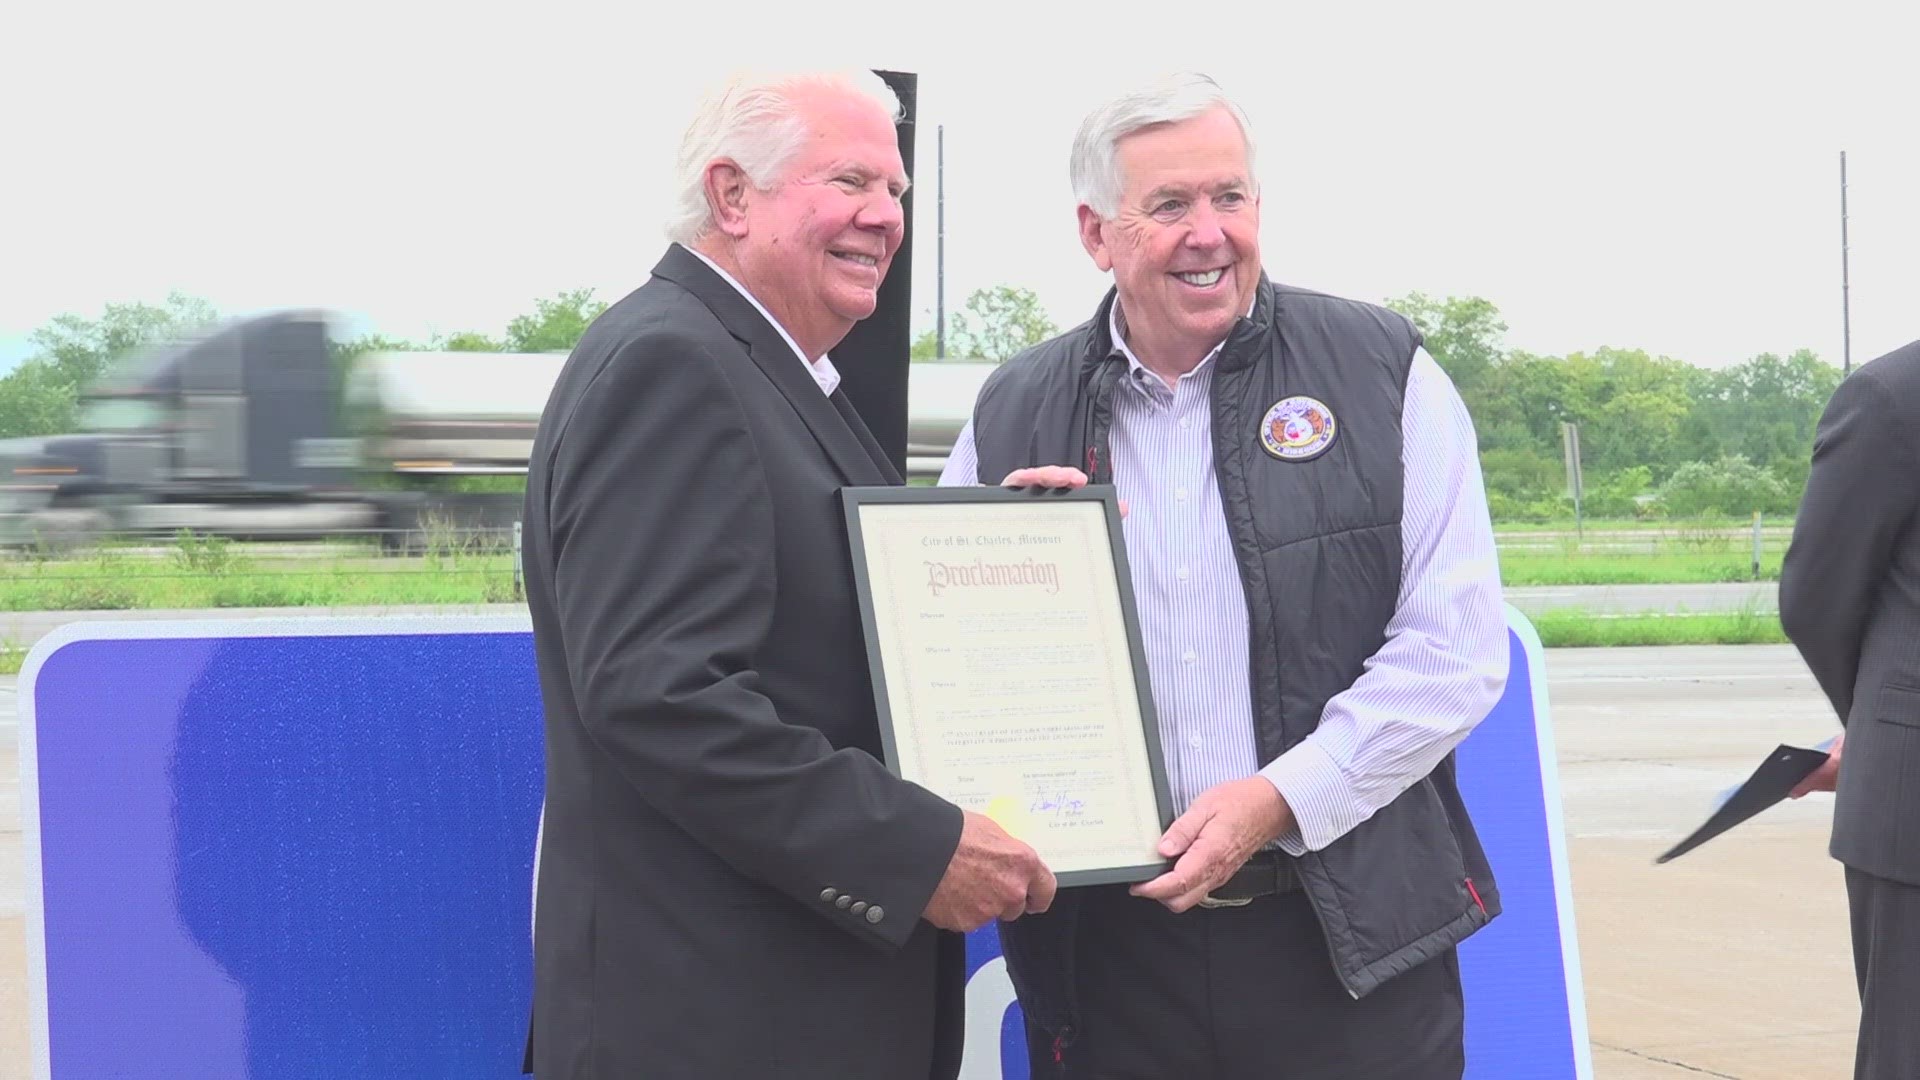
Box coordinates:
[1654,740,1836,864]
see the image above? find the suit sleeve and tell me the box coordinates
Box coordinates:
[545,331,962,951]
[1779,367,1920,724]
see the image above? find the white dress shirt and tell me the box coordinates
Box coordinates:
[938,299,1509,854]
[680,244,840,396]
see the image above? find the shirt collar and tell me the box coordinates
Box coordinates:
[680,243,840,396]
[1107,291,1258,388]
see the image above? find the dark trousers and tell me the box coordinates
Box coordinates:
[1847,866,1920,1080]
[1027,884,1463,1079]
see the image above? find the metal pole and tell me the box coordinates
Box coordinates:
[1841,151,1852,376]
[1752,511,1762,581]
[936,124,946,360]
[512,520,524,601]
[1562,421,1584,543]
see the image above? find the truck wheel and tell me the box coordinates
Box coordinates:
[28,508,111,557]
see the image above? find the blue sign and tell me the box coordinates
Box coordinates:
[18,605,1589,1079]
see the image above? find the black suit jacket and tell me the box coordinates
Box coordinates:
[521,244,966,1078]
[1780,339,1920,886]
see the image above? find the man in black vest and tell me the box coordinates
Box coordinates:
[1779,339,1920,1080]
[520,68,1055,1079]
[940,73,1509,1078]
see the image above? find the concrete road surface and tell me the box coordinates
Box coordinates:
[1546,646,1856,1078]
[0,638,1860,1078]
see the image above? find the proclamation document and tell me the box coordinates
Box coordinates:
[842,486,1173,886]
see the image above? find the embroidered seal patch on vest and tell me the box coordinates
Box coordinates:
[1259,396,1338,461]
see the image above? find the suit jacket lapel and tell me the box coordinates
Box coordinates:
[651,245,892,487]
[830,390,904,485]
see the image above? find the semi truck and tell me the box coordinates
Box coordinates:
[0,310,993,549]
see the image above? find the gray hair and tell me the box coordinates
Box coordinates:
[667,68,903,245]
[1069,73,1258,219]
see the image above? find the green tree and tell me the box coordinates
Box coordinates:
[1769,453,1812,507]
[436,331,505,352]
[1583,465,1655,518]
[0,292,220,439]
[1384,292,1507,400]
[946,286,1058,362]
[1655,455,1792,517]
[1477,446,1564,501]
[505,288,607,353]
[1475,349,1576,454]
[1681,348,1838,473]
[1553,348,1701,479]
[29,291,219,390]
[327,332,427,367]
[0,360,83,439]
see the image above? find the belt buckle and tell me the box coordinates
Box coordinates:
[1196,893,1253,909]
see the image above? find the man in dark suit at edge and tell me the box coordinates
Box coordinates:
[518,67,1056,1079]
[1780,337,1920,1080]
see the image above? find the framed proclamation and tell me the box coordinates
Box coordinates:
[841,484,1175,887]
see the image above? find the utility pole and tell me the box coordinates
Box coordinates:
[936,124,946,360]
[1561,421,1584,543]
[1841,150,1852,376]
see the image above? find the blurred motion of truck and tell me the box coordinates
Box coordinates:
[0,310,995,551]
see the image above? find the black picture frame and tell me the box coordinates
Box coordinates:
[840,483,1175,887]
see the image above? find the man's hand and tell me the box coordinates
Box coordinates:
[1130,777,1295,913]
[1000,467,1126,517]
[1790,734,1844,798]
[1001,466,1089,490]
[923,811,1057,932]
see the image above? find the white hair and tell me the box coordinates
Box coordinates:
[666,68,903,245]
[1069,72,1258,219]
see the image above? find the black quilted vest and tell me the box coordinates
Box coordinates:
[970,276,1499,1031]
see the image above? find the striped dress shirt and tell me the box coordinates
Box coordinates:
[938,301,1509,854]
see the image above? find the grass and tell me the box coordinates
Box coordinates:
[0,526,519,613]
[0,529,1789,602]
[1495,521,1789,585]
[0,554,519,611]
[1500,551,1783,586]
[0,523,1807,664]
[1530,608,1788,648]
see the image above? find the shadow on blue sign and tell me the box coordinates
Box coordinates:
[19,606,1588,1079]
[21,623,543,1078]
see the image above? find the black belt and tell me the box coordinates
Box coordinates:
[1196,851,1303,908]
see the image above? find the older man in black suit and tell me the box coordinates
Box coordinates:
[1780,338,1920,1080]
[518,68,1055,1079]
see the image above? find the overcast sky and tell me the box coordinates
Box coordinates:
[5,0,1916,373]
